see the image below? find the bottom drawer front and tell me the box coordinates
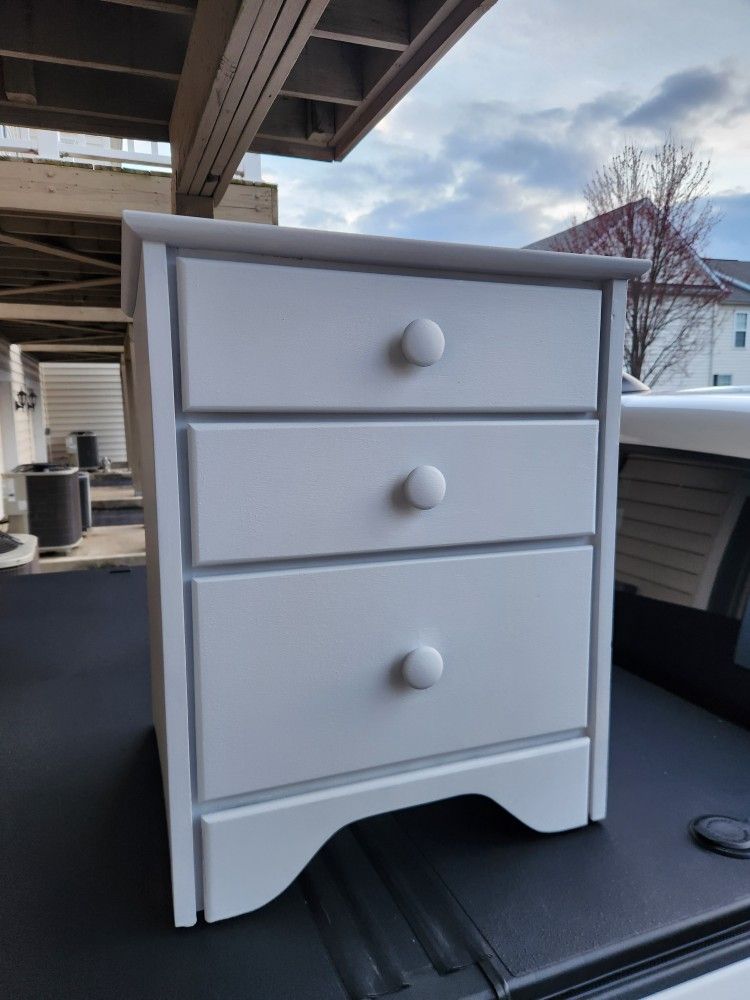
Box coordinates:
[193,547,593,801]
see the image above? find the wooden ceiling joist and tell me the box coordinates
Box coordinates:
[99,0,196,14]
[0,61,174,136]
[0,216,122,240]
[312,0,410,50]
[0,276,121,299]
[0,1,497,212]
[0,303,127,322]
[0,0,189,79]
[0,230,120,272]
[17,333,124,346]
[5,318,126,338]
[0,161,277,351]
[280,37,364,106]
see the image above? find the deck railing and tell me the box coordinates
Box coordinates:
[0,127,261,181]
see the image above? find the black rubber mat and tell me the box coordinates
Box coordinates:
[3,568,750,999]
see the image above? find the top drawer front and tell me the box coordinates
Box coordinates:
[176,257,601,412]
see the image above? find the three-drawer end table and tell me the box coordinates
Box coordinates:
[121,212,647,926]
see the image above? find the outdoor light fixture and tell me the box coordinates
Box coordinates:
[27,390,37,411]
[14,388,28,410]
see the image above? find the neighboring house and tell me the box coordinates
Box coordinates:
[528,206,749,391]
[701,259,750,390]
[41,362,127,466]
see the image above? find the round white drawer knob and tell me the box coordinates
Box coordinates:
[404,465,446,510]
[401,318,445,366]
[402,646,443,689]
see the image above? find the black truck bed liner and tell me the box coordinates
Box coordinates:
[3,567,750,999]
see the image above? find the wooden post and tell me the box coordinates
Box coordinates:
[120,328,142,494]
[171,187,215,218]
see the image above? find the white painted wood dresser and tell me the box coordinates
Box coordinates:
[121,211,648,926]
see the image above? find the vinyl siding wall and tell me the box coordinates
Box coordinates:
[643,303,750,391]
[41,362,127,465]
[616,452,750,609]
[10,346,45,466]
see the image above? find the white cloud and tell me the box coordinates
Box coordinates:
[262,0,750,255]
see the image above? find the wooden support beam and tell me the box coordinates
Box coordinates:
[0,230,120,272]
[257,95,330,142]
[171,0,329,204]
[0,276,120,299]
[0,62,174,128]
[251,134,335,161]
[170,0,263,202]
[0,260,103,275]
[16,331,123,343]
[0,304,127,322]
[19,343,125,353]
[0,159,277,224]
[100,0,195,14]
[333,0,497,159]
[0,0,189,79]
[4,319,125,337]
[172,193,214,218]
[209,0,331,202]
[0,272,96,286]
[0,218,121,241]
[2,57,37,104]
[312,0,410,50]
[280,38,362,106]
[0,105,167,142]
[306,101,337,142]
[0,240,119,262]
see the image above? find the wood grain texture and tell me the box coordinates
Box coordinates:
[312,0,410,50]
[0,0,189,78]
[0,161,276,226]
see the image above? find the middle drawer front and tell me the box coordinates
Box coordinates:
[193,546,593,801]
[188,420,598,566]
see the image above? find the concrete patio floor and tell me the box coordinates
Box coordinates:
[39,524,145,573]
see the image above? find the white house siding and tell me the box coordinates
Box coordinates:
[10,345,45,465]
[642,309,716,392]
[638,302,750,392]
[702,302,750,388]
[0,338,12,520]
[41,362,127,465]
[616,452,750,609]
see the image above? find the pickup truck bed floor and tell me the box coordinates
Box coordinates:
[2,567,750,1000]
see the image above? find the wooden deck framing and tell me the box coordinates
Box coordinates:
[1,0,498,214]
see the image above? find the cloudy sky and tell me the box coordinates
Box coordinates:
[262,0,750,259]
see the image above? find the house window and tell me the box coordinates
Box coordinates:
[713,374,733,386]
[735,312,748,348]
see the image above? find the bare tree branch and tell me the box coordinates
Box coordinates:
[550,137,725,385]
